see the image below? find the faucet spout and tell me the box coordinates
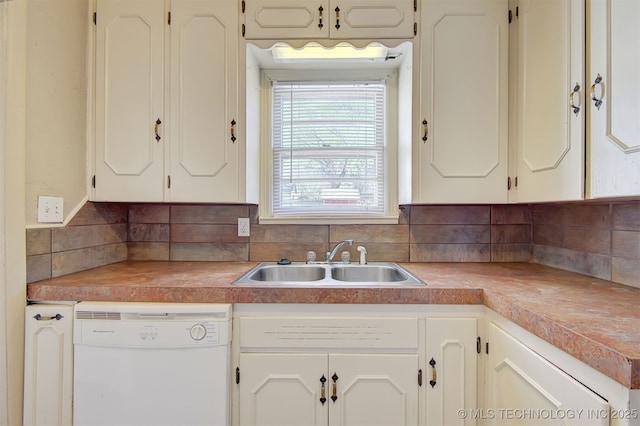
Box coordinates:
[326,239,354,263]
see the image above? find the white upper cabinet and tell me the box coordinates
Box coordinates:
[587,0,640,198]
[168,0,240,202]
[413,0,509,203]
[243,0,415,40]
[93,0,165,201]
[509,0,585,203]
[92,0,241,202]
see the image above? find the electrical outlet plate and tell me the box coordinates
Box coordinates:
[238,218,250,237]
[37,196,64,223]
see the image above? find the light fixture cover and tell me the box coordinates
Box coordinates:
[271,42,388,62]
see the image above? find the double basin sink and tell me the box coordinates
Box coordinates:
[233,262,425,287]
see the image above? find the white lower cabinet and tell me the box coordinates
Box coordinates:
[486,321,609,426]
[238,353,328,426]
[239,352,419,426]
[235,313,421,426]
[233,306,487,426]
[23,304,74,426]
[426,317,479,426]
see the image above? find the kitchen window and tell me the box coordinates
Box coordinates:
[259,68,400,224]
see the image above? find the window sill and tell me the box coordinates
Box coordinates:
[258,215,399,225]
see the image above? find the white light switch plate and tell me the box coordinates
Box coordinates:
[37,196,64,223]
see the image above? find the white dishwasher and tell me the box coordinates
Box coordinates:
[73,302,231,426]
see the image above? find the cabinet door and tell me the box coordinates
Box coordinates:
[485,322,609,426]
[511,0,585,202]
[168,0,240,202]
[328,0,415,39]
[425,318,478,426]
[414,0,509,203]
[239,353,328,426]
[588,0,640,198]
[244,0,329,39]
[94,0,165,201]
[330,353,419,426]
[23,305,73,426]
[243,0,414,40]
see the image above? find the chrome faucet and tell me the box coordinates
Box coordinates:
[326,239,354,263]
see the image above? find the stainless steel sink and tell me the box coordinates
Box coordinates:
[233,262,425,286]
[330,264,409,282]
[248,265,325,282]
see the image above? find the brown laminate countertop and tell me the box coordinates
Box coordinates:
[27,261,640,389]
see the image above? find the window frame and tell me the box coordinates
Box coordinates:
[258,68,399,224]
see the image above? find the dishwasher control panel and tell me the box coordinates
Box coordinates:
[134,322,221,344]
[73,302,232,348]
[75,319,228,347]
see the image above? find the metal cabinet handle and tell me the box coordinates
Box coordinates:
[590,74,604,110]
[331,372,338,402]
[320,375,327,405]
[154,118,162,142]
[422,119,429,142]
[429,358,437,388]
[569,83,581,116]
[318,6,324,29]
[230,119,237,143]
[33,313,63,321]
[334,7,340,30]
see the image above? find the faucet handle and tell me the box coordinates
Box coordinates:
[306,251,317,263]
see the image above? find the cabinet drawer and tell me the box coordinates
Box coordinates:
[240,317,418,350]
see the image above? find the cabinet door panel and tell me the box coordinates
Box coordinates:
[330,354,419,426]
[244,0,328,39]
[588,0,640,197]
[94,0,164,201]
[426,318,478,426]
[513,0,584,202]
[244,0,413,39]
[486,322,609,426]
[23,305,73,426]
[332,0,415,39]
[169,0,239,202]
[415,0,508,203]
[239,353,327,426]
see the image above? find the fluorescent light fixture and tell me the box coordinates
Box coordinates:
[271,42,388,63]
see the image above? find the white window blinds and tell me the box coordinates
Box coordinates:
[271,80,386,217]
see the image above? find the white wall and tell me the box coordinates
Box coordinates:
[0,0,8,419]
[25,0,88,226]
[1,0,27,423]
[1,1,89,420]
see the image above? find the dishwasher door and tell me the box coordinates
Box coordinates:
[73,302,231,426]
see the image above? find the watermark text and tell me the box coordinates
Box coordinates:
[457,408,638,421]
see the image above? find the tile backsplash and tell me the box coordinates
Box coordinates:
[26,200,639,288]
[26,203,128,283]
[531,201,639,289]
